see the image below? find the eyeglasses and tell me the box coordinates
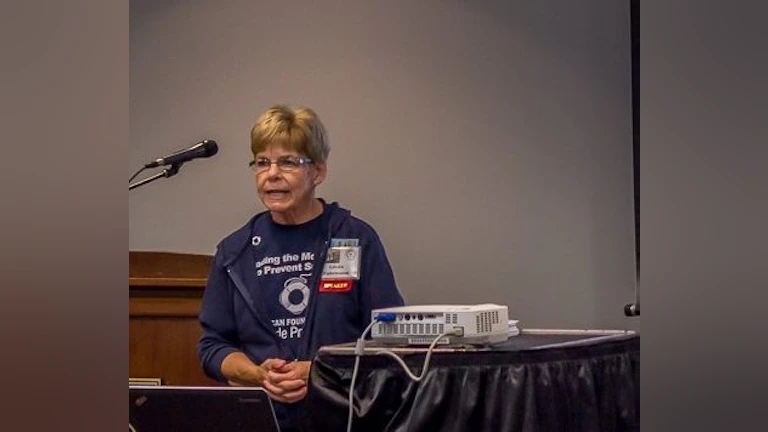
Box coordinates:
[248,156,314,173]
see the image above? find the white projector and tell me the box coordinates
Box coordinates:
[371,304,509,346]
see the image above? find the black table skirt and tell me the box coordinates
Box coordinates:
[301,330,639,432]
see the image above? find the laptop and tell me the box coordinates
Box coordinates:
[129,386,280,432]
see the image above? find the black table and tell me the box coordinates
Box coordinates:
[302,329,639,432]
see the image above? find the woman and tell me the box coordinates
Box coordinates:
[197,104,404,431]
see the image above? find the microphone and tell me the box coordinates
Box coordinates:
[144,139,219,168]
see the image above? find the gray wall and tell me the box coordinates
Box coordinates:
[129,0,637,330]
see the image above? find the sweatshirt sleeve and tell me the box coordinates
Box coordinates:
[196,250,240,382]
[358,227,405,325]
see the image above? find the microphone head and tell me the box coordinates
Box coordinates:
[200,140,219,157]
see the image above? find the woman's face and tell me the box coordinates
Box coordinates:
[254,143,326,224]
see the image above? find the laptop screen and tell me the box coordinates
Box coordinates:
[129,386,280,432]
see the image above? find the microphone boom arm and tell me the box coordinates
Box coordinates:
[129,162,183,191]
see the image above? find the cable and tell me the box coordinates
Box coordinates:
[346,319,459,431]
[347,319,379,432]
[129,166,146,183]
[347,355,361,432]
[374,331,453,382]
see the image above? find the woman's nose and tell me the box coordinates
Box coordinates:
[266,162,282,177]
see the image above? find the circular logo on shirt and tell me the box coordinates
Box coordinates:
[251,235,262,246]
[279,276,310,315]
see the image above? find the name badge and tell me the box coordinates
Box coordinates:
[322,246,361,280]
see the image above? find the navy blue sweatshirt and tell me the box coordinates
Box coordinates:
[197,200,404,429]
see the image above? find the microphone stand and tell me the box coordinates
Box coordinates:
[129,162,183,191]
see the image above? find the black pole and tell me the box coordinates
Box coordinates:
[625,0,640,317]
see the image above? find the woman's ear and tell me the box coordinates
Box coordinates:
[313,161,328,185]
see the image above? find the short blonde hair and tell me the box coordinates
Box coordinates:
[250,105,330,163]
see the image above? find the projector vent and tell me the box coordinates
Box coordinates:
[378,322,446,336]
[476,312,494,333]
[408,337,449,345]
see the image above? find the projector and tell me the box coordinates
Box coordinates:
[371,304,509,346]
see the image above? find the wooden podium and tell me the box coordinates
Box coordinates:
[129,251,219,386]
